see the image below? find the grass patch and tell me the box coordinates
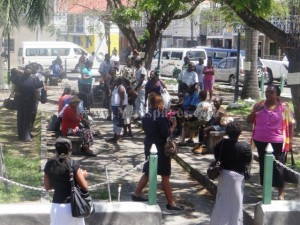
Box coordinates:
[226,104,252,116]
[0,110,42,203]
[163,78,178,85]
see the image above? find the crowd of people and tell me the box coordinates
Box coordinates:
[7,47,295,225]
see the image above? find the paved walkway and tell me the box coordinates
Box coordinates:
[1,79,299,225]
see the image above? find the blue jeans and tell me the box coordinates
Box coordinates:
[135,89,146,118]
[112,106,126,135]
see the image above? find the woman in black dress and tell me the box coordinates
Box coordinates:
[44,137,89,225]
[131,92,184,211]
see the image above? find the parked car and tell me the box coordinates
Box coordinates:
[259,56,288,84]
[214,57,269,86]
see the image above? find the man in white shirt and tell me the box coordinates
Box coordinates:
[88,52,95,63]
[132,58,147,119]
[181,62,198,86]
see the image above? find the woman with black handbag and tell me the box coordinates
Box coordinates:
[44,137,89,225]
[210,121,252,225]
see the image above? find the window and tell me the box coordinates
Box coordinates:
[187,51,206,60]
[217,61,226,69]
[162,51,170,59]
[269,42,277,55]
[215,51,228,59]
[171,51,183,60]
[25,48,48,56]
[176,39,183,48]
[74,48,83,56]
[205,49,214,58]
[226,59,236,69]
[51,48,70,56]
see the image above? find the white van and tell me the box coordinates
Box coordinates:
[18,41,89,72]
[151,48,207,76]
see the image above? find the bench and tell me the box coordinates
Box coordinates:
[207,131,226,153]
[67,136,84,155]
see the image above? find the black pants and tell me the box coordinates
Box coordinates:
[254,140,284,188]
[31,100,39,129]
[17,103,35,141]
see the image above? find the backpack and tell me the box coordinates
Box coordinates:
[47,114,61,131]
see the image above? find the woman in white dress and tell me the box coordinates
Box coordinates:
[210,121,252,225]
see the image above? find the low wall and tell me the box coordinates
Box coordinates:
[254,200,300,225]
[0,202,162,225]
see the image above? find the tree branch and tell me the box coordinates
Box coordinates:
[223,0,290,48]
[173,0,204,20]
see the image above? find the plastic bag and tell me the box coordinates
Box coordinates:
[162,90,171,110]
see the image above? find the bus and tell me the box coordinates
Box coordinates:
[18,41,89,72]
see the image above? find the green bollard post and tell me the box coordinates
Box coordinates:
[262,143,274,204]
[280,74,285,92]
[260,72,265,98]
[148,144,158,205]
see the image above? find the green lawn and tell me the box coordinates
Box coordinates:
[0,110,42,203]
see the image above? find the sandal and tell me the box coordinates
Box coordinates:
[166,204,185,211]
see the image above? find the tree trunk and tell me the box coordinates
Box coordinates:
[241,26,260,99]
[0,39,4,89]
[286,50,300,133]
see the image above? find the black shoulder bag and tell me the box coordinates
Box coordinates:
[3,94,17,110]
[207,140,224,180]
[67,160,95,218]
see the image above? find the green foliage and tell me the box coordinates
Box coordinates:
[138,0,186,17]
[219,0,273,17]
[111,7,141,25]
[111,0,188,25]
[138,30,150,47]
[226,103,252,115]
[0,0,49,36]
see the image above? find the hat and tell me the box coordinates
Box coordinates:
[55,137,72,151]
[69,95,81,103]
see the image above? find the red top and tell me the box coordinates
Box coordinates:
[203,66,214,81]
[58,94,70,113]
[61,106,82,136]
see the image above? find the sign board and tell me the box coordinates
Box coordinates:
[287,72,300,85]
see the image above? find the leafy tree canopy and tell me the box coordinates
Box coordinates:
[218,0,273,17]
[0,0,49,36]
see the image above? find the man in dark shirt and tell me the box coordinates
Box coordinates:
[15,67,41,142]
